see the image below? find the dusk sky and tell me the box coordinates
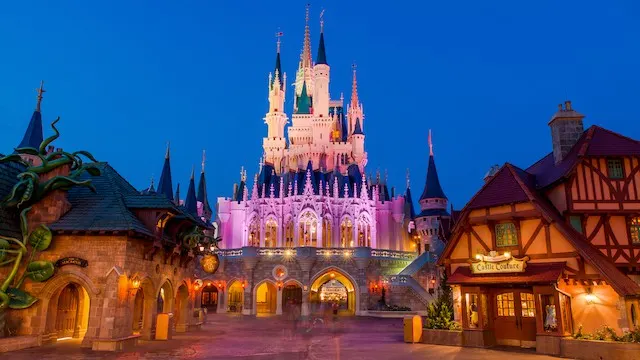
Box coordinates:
[1,1,639,209]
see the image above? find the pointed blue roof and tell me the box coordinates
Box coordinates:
[296,81,312,114]
[174,183,180,205]
[404,188,416,219]
[316,32,327,65]
[272,51,283,89]
[197,171,212,217]
[420,155,447,200]
[185,170,197,214]
[352,118,364,135]
[17,110,43,150]
[157,146,174,201]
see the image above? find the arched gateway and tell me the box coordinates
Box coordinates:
[309,268,359,315]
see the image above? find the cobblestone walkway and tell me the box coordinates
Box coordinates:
[10,315,559,359]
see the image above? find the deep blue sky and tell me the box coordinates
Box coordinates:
[1,1,639,209]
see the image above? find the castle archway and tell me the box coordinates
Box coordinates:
[282,280,303,313]
[174,283,190,332]
[310,268,358,315]
[201,284,219,312]
[227,280,244,313]
[254,280,277,315]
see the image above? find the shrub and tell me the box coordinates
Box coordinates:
[424,272,455,330]
[573,324,640,343]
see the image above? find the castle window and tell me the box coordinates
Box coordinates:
[569,216,583,234]
[630,217,640,245]
[265,219,278,248]
[495,223,517,247]
[607,159,624,179]
[341,218,353,247]
[285,221,294,248]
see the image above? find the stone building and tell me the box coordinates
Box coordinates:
[200,7,454,317]
[0,87,211,351]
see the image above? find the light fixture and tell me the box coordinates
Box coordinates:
[475,254,483,260]
[330,272,335,279]
[503,251,511,259]
[209,244,216,252]
[198,244,205,252]
[585,288,597,304]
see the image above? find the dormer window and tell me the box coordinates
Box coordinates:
[631,217,640,245]
[496,223,518,247]
[607,159,624,179]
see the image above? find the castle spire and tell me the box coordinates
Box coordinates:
[419,131,447,202]
[185,166,198,214]
[316,9,327,65]
[157,142,174,201]
[17,81,45,150]
[197,150,212,221]
[296,80,312,114]
[428,129,434,156]
[301,4,312,69]
[273,31,284,89]
[174,183,180,206]
[350,63,359,107]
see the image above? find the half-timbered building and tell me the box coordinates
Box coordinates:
[438,101,640,354]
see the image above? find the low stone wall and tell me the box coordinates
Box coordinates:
[0,335,41,353]
[367,311,424,318]
[560,338,640,360]
[421,329,463,346]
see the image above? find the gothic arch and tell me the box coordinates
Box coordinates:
[309,266,360,315]
[253,279,277,314]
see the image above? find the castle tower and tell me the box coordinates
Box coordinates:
[294,5,314,102]
[351,118,365,170]
[313,10,330,119]
[17,82,46,165]
[157,143,174,201]
[184,166,198,215]
[415,130,449,254]
[263,33,288,173]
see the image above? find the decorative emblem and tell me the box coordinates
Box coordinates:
[273,265,287,281]
[55,257,88,268]
[200,254,220,274]
[194,279,203,288]
[470,251,529,274]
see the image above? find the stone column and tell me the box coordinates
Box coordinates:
[301,290,310,317]
[276,288,283,315]
[217,289,227,313]
[242,248,259,316]
[316,222,322,248]
[294,219,300,247]
[296,247,316,317]
[277,221,283,247]
[260,221,265,247]
[333,219,341,248]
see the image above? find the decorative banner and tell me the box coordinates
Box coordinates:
[200,254,220,274]
[470,255,528,274]
[55,257,88,268]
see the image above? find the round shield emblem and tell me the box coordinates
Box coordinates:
[200,254,220,274]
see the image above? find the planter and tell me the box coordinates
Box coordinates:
[561,338,640,360]
[367,311,420,318]
[0,335,41,353]
[422,329,463,346]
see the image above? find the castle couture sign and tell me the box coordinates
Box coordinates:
[470,252,528,274]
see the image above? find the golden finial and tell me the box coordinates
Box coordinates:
[276,29,283,53]
[35,80,45,112]
[201,150,206,173]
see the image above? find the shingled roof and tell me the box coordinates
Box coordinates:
[0,157,24,238]
[51,162,209,235]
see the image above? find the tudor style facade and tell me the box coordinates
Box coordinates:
[438,101,640,354]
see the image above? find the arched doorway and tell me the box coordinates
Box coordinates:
[282,282,302,313]
[44,282,91,342]
[227,281,244,313]
[310,269,358,315]
[157,281,174,314]
[201,284,218,312]
[132,289,144,334]
[175,283,190,333]
[255,281,277,315]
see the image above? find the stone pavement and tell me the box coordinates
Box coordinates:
[9,314,560,359]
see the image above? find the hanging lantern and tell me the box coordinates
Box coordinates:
[200,253,220,274]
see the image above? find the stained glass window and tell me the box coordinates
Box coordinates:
[496,223,518,247]
[520,293,535,317]
[466,293,479,328]
[607,159,624,179]
[497,293,515,317]
[631,217,640,245]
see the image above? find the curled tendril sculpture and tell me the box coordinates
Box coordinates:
[0,118,101,310]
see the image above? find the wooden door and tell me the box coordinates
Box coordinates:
[493,289,537,347]
[55,284,79,338]
[282,285,302,312]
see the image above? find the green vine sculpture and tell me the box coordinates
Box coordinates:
[0,117,100,310]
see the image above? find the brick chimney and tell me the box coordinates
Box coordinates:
[549,100,585,164]
[26,148,72,233]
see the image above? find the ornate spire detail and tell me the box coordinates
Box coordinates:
[240,166,247,182]
[350,63,359,107]
[280,175,285,199]
[301,4,312,69]
[428,129,434,156]
[36,81,45,112]
[201,150,206,173]
[316,9,328,65]
[361,172,369,200]
[333,177,339,198]
[304,165,314,195]
[251,174,259,200]
[288,177,293,197]
[406,168,410,189]
[344,182,349,198]
[270,181,275,198]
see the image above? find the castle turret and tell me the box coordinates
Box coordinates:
[294,4,314,101]
[263,33,288,173]
[157,143,174,201]
[313,11,330,119]
[415,130,449,254]
[351,118,365,169]
[17,81,45,152]
[347,64,364,137]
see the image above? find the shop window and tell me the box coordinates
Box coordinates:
[630,217,640,245]
[631,304,638,329]
[496,223,518,247]
[497,292,515,317]
[540,295,558,332]
[521,293,535,317]
[466,293,479,328]
[569,216,583,234]
[607,159,624,179]
[559,293,573,335]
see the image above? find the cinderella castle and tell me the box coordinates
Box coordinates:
[200,6,456,316]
